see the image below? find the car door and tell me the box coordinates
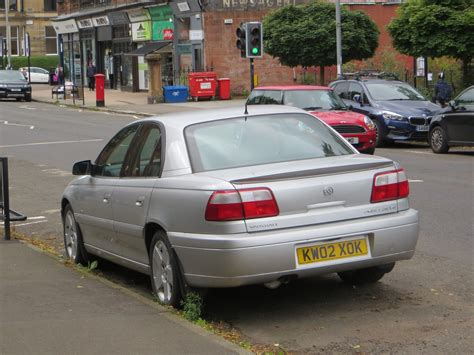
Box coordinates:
[446,88,474,143]
[29,68,40,83]
[75,123,140,255]
[112,123,163,264]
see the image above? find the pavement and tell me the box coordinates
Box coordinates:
[32,84,246,116]
[0,239,247,354]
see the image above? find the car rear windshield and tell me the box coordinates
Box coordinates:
[365,82,425,101]
[184,113,354,172]
[0,71,27,82]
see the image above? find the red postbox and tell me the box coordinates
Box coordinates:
[94,73,105,107]
[217,78,231,100]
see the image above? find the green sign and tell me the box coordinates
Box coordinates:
[149,5,174,41]
[132,21,151,41]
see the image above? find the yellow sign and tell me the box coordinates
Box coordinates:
[297,238,368,265]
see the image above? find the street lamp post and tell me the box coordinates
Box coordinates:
[335,0,343,78]
[5,0,12,69]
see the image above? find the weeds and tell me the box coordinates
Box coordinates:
[181,291,203,322]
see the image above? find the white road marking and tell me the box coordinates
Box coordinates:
[19,105,36,110]
[26,216,46,220]
[409,179,424,183]
[43,209,60,214]
[402,150,432,155]
[133,115,139,119]
[0,139,103,149]
[1,120,35,129]
[8,220,48,227]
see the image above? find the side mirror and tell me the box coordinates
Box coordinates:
[72,160,92,175]
[448,100,456,110]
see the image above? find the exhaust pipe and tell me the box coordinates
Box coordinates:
[263,275,295,289]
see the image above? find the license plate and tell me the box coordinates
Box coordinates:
[200,82,211,89]
[296,238,368,265]
[346,137,359,144]
[11,89,21,92]
[416,125,429,132]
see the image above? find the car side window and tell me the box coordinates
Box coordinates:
[262,90,282,104]
[456,88,474,105]
[95,124,139,177]
[333,82,349,99]
[130,125,162,177]
[348,83,369,104]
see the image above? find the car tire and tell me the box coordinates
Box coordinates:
[373,119,388,147]
[361,147,375,155]
[338,263,395,285]
[63,204,89,265]
[25,94,32,102]
[150,231,182,307]
[429,126,449,154]
[16,98,22,102]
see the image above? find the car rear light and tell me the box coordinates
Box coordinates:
[205,188,279,221]
[371,169,409,203]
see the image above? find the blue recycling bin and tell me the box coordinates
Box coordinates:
[163,85,188,103]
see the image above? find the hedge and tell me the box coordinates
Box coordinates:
[6,55,60,70]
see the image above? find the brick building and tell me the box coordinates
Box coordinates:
[52,0,412,96]
[0,0,58,59]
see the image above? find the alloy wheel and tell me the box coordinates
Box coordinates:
[431,128,444,150]
[152,240,174,304]
[64,210,78,260]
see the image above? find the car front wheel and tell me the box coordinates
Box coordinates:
[150,231,182,307]
[373,119,387,147]
[338,263,395,285]
[429,126,449,153]
[63,205,89,264]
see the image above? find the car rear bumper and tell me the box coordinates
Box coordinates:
[170,208,419,288]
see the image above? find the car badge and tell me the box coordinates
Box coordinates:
[323,186,334,196]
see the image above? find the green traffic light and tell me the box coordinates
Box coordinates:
[252,47,259,55]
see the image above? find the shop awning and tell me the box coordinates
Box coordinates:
[126,41,171,56]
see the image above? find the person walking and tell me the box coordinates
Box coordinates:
[434,72,453,107]
[107,52,114,89]
[87,61,97,91]
[55,64,64,85]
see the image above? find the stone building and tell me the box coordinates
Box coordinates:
[0,0,58,57]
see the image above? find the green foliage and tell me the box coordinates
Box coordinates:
[8,55,59,70]
[181,292,203,322]
[263,1,379,68]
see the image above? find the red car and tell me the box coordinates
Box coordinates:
[247,85,377,154]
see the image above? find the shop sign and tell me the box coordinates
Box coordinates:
[189,30,203,41]
[148,5,173,21]
[132,21,152,41]
[92,16,110,27]
[77,18,93,29]
[108,11,129,26]
[208,0,302,10]
[152,22,174,41]
[52,19,79,34]
[128,9,151,23]
[176,44,192,55]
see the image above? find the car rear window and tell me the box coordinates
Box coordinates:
[184,113,354,172]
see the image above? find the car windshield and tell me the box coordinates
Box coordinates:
[365,82,426,101]
[283,90,347,110]
[0,70,27,82]
[185,113,354,172]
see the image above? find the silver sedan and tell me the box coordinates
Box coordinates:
[61,105,419,307]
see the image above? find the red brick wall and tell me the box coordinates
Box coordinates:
[203,11,298,95]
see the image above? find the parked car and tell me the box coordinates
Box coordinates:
[0,70,32,101]
[247,86,377,154]
[62,106,419,307]
[428,85,474,153]
[329,76,441,146]
[19,67,50,83]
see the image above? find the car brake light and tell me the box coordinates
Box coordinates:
[205,188,279,221]
[371,169,409,203]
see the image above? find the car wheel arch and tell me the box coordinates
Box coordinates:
[144,222,168,256]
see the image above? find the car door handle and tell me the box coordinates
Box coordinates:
[135,196,146,207]
[103,193,112,204]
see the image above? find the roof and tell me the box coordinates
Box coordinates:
[125,41,171,56]
[138,105,308,129]
[254,85,330,91]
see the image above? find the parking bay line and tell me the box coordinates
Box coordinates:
[0,139,103,149]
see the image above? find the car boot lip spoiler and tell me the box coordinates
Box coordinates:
[231,161,394,184]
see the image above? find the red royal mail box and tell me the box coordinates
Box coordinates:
[94,73,105,107]
[188,72,217,101]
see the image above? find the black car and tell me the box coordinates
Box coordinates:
[0,70,32,102]
[330,74,441,146]
[428,86,474,153]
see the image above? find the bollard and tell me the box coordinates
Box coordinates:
[94,73,105,107]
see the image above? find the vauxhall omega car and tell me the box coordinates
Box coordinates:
[62,105,419,307]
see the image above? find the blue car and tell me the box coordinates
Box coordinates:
[329,78,441,146]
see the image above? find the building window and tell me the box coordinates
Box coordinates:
[0,0,17,11]
[45,26,57,54]
[0,26,20,55]
[44,0,56,11]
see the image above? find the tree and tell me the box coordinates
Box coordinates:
[388,0,474,87]
[263,1,379,84]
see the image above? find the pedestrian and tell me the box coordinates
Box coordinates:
[87,61,97,91]
[55,64,64,85]
[434,72,453,107]
[107,52,114,89]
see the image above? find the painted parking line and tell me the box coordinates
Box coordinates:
[409,179,424,183]
[0,120,35,129]
[0,139,103,149]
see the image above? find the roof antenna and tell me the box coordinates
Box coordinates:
[244,101,248,116]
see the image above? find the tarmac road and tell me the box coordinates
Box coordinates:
[1,101,473,353]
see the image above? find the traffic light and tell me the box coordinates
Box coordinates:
[236,23,246,58]
[246,22,263,58]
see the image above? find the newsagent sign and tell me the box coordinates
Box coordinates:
[206,0,303,10]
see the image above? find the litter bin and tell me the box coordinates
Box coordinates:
[163,85,188,103]
[217,78,231,100]
[188,72,217,101]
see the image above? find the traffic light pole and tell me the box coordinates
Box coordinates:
[250,58,254,91]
